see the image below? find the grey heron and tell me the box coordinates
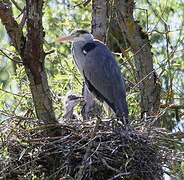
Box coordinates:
[53,29,128,124]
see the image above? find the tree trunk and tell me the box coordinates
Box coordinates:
[91,0,107,42]
[0,0,61,136]
[24,0,57,125]
[114,0,161,118]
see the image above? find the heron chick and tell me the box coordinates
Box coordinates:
[63,94,84,120]
[53,29,128,124]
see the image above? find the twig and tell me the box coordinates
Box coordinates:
[107,172,131,180]
[45,49,55,56]
[0,88,29,97]
[160,104,184,109]
[101,158,120,173]
[73,0,91,7]
[131,69,155,90]
[11,0,23,12]
[19,8,27,29]
[0,110,34,121]
[29,123,76,131]
[0,49,22,63]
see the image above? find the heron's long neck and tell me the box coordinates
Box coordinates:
[72,39,94,76]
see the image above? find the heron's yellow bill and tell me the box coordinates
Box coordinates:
[53,35,72,42]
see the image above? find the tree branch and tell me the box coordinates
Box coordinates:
[0,0,25,54]
[160,104,184,109]
[0,49,22,63]
[10,0,23,12]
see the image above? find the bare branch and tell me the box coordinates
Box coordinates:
[10,0,23,12]
[19,8,27,29]
[45,49,55,56]
[160,104,184,109]
[74,0,91,7]
[0,88,30,98]
[0,49,22,63]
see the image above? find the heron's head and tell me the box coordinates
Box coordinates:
[53,29,93,42]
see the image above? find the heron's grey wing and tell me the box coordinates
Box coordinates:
[83,41,127,114]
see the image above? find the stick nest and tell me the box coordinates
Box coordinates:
[0,118,183,180]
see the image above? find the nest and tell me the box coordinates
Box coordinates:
[0,118,183,180]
